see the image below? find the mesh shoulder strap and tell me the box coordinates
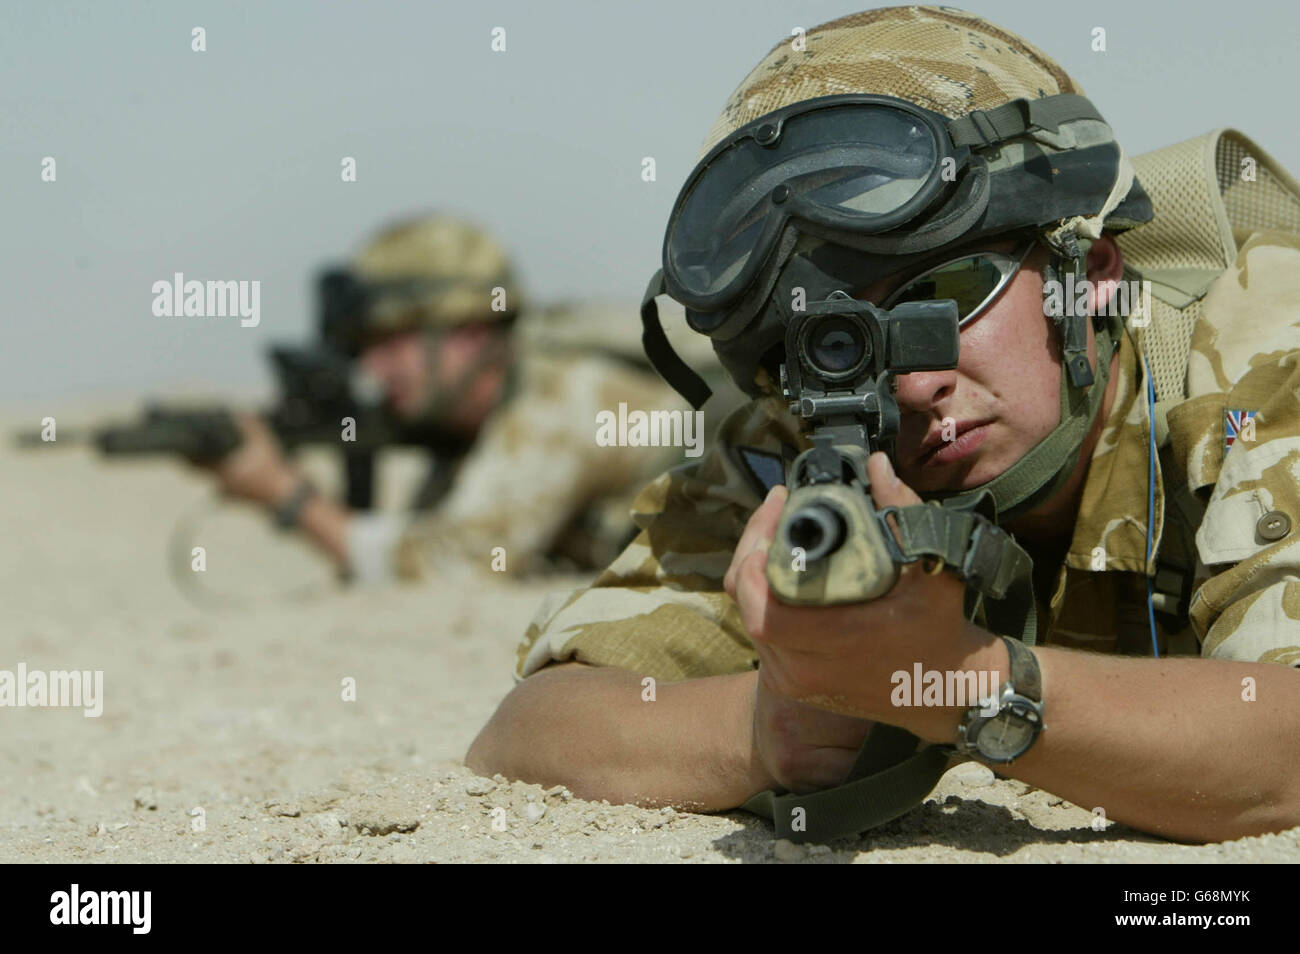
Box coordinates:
[1118,128,1300,405]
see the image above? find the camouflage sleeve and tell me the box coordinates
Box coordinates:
[1173,233,1300,665]
[514,396,806,682]
[390,351,687,578]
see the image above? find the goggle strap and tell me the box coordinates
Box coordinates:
[640,269,713,410]
[948,94,1103,149]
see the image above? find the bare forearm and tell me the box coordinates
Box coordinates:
[465,663,769,811]
[1020,650,1300,841]
[293,494,351,570]
[916,638,1300,842]
[251,468,353,572]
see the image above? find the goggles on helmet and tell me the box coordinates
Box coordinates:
[641,91,1146,411]
[663,94,980,320]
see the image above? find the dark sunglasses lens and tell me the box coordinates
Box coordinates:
[887,254,1009,322]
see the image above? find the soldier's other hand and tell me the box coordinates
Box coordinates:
[751,674,874,794]
[725,453,976,733]
[198,412,298,507]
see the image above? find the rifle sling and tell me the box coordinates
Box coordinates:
[741,728,952,843]
[886,501,1038,645]
[742,498,1037,844]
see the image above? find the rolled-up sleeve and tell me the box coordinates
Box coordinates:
[514,397,803,682]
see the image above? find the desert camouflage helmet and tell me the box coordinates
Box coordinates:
[642,4,1153,522]
[350,214,523,335]
[703,5,1097,154]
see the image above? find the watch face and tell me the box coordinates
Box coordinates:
[976,711,1037,761]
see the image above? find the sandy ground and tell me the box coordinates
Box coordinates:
[3,403,1299,865]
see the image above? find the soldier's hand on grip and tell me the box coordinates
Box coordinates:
[196,412,298,507]
[726,453,971,734]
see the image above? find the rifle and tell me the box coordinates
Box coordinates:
[16,263,481,510]
[14,345,407,510]
[741,291,1039,844]
[766,291,1033,618]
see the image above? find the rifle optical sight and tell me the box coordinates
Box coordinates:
[801,315,872,378]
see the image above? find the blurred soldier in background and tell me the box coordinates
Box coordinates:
[206,213,736,580]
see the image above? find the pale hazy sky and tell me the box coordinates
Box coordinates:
[3,0,1298,402]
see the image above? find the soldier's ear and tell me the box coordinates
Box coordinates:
[1085,234,1125,314]
[1085,234,1124,283]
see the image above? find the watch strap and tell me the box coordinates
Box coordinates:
[273,478,318,530]
[999,634,1041,702]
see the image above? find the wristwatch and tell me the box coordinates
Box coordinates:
[956,635,1045,764]
[272,478,318,530]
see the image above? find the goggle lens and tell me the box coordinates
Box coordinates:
[667,102,945,301]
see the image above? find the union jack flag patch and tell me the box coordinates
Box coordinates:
[1224,409,1257,451]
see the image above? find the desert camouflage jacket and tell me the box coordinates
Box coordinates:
[515,231,1300,680]
[345,341,696,581]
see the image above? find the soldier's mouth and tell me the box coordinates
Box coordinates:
[904,417,997,469]
[919,422,992,467]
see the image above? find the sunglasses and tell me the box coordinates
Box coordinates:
[878,238,1038,329]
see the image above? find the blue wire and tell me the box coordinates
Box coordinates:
[1144,356,1160,659]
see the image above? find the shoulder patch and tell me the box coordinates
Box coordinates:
[1224,409,1257,453]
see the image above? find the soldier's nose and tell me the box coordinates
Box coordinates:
[892,368,958,413]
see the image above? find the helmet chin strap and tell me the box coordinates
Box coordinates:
[923,235,1120,525]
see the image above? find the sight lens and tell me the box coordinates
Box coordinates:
[808,316,866,374]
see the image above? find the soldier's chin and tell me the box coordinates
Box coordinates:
[947,453,1019,493]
